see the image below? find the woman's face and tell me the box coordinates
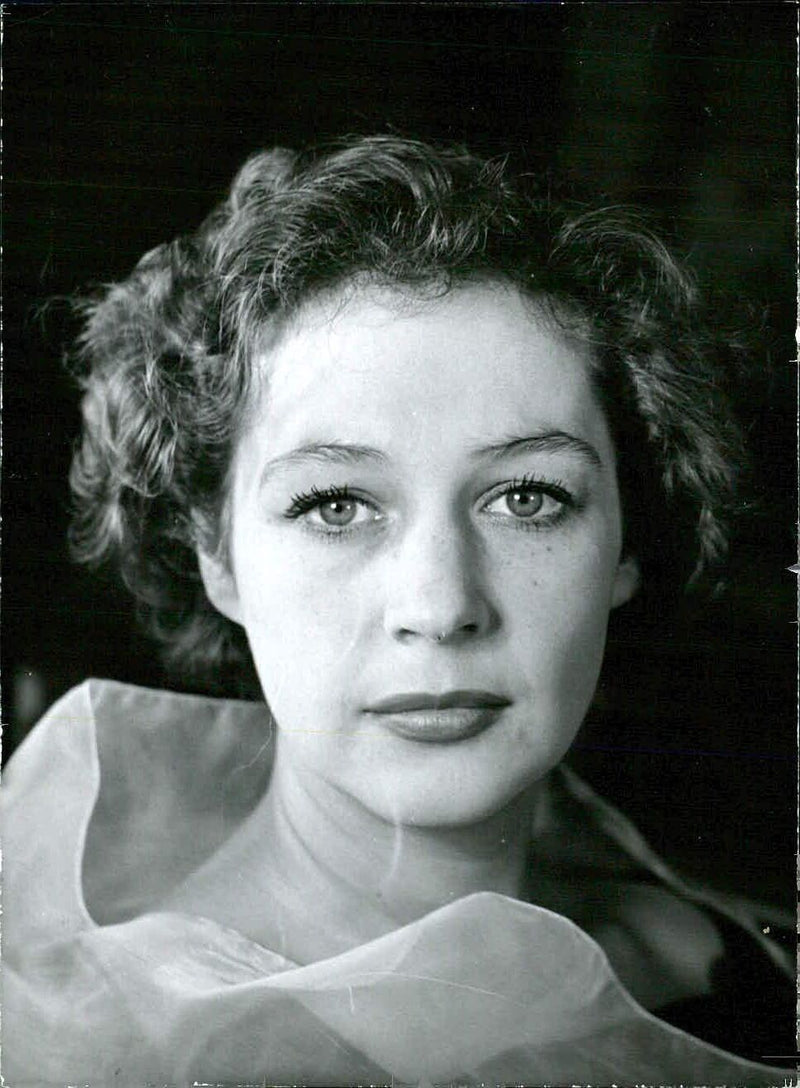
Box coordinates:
[201,283,639,827]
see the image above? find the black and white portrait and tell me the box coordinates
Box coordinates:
[3,5,796,1084]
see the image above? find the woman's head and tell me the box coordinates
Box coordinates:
[69,135,743,699]
[192,280,639,825]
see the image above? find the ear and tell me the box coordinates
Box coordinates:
[197,548,243,626]
[611,554,641,609]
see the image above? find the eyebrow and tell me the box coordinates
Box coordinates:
[259,442,389,486]
[259,430,603,487]
[472,432,604,468]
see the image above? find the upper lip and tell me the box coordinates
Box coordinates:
[367,690,511,713]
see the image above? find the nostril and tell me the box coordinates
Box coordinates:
[434,622,481,644]
[386,593,497,644]
[395,622,480,644]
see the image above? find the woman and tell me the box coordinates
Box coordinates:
[4,136,793,1085]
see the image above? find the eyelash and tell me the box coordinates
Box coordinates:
[285,484,360,519]
[283,475,575,536]
[487,474,574,528]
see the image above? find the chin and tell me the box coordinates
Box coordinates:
[363,769,544,830]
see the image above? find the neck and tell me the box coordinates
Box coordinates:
[259,746,543,945]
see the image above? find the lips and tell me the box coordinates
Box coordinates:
[369,690,510,713]
[366,690,510,743]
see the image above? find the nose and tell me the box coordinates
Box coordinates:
[382,514,498,645]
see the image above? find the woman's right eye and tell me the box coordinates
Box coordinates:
[284,487,381,533]
[309,496,370,528]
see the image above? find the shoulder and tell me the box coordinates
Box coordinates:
[3,680,103,828]
[3,679,275,933]
[5,678,272,802]
[553,764,795,1058]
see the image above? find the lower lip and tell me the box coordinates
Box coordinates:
[369,706,506,743]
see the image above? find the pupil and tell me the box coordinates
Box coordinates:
[321,499,355,525]
[508,489,543,517]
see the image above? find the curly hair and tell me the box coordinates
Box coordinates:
[68,134,744,690]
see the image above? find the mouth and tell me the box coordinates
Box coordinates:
[365,690,511,743]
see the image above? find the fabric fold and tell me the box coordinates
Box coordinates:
[3,680,794,1087]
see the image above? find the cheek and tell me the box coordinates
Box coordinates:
[232,530,369,710]
[234,517,343,627]
[500,535,619,692]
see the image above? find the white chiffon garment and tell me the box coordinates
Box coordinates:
[3,680,793,1086]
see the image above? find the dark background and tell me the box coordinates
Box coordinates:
[4,3,796,909]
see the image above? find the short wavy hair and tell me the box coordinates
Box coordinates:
[69,134,744,691]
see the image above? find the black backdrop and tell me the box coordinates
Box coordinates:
[4,3,796,909]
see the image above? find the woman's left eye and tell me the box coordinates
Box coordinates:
[482,479,571,525]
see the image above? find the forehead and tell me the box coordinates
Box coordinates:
[246,283,610,458]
